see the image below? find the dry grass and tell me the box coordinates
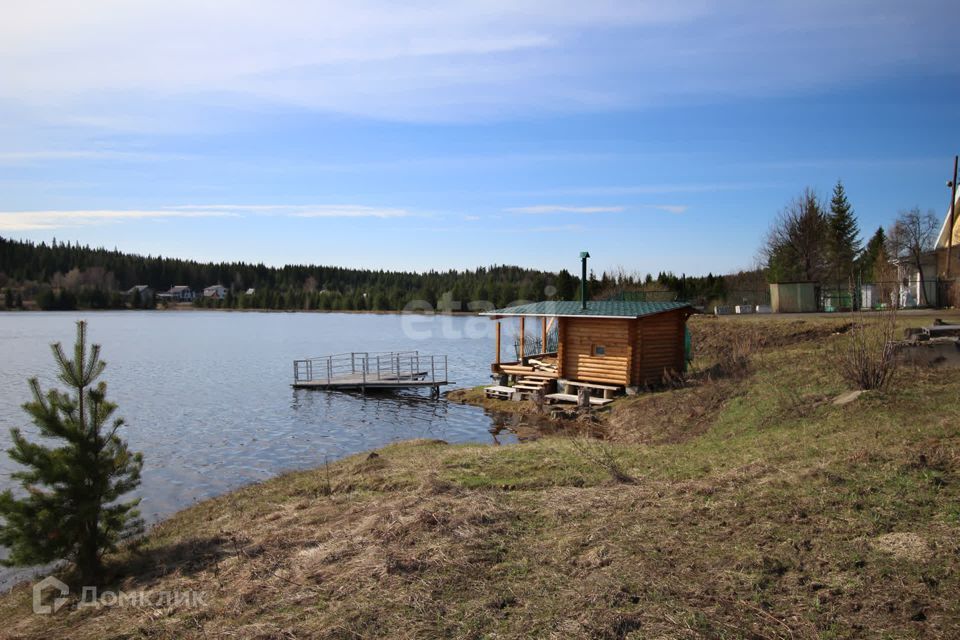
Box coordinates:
[2,312,960,639]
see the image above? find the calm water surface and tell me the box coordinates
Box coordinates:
[0,311,518,586]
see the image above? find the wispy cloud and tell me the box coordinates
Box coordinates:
[0,150,191,165]
[506,182,778,197]
[524,224,586,233]
[504,203,687,215]
[0,208,235,231]
[643,204,687,214]
[506,205,625,214]
[0,1,950,126]
[170,204,414,218]
[289,206,411,219]
[731,157,944,171]
[0,203,416,230]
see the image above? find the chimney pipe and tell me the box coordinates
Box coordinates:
[579,251,590,310]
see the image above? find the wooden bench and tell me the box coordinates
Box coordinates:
[544,393,614,407]
[560,380,622,399]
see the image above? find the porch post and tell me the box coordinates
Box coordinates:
[519,316,525,360]
[541,316,547,353]
[947,155,957,279]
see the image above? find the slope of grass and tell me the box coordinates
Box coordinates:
[1,314,959,638]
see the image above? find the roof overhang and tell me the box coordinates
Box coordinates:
[935,188,960,249]
[482,307,695,320]
[483,312,648,320]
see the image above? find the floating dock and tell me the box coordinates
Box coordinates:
[293,351,449,394]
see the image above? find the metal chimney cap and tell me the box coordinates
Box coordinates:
[579,251,590,259]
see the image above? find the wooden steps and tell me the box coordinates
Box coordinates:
[485,373,556,402]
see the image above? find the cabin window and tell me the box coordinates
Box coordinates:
[592,344,606,356]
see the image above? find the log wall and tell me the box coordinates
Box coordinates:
[634,309,686,386]
[558,310,688,387]
[559,317,632,385]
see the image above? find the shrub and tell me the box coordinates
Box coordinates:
[836,310,898,390]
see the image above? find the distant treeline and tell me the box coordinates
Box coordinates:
[0,235,756,311]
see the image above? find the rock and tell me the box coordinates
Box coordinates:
[832,390,865,406]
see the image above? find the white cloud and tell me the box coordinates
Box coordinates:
[0,209,235,231]
[505,203,687,215]
[506,182,778,197]
[524,224,586,233]
[171,204,414,218]
[0,150,190,165]
[0,1,950,126]
[643,204,687,214]
[506,205,626,214]
[289,206,412,219]
[0,203,415,230]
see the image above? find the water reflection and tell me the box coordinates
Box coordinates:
[0,311,548,589]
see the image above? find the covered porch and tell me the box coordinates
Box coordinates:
[483,300,694,405]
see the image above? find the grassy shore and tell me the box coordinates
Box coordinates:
[2,313,959,638]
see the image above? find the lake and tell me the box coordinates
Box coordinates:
[0,311,517,587]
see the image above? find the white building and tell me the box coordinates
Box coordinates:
[165,285,196,302]
[203,284,228,299]
[893,187,960,307]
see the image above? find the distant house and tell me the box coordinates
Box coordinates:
[935,187,960,277]
[125,285,153,302]
[203,284,228,299]
[245,288,256,296]
[161,285,196,302]
[892,188,960,308]
[893,257,937,308]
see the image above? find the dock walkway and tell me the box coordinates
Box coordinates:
[293,351,449,393]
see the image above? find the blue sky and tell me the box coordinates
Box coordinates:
[1,1,958,275]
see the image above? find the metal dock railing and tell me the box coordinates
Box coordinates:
[292,350,449,393]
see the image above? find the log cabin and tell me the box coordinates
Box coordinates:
[483,300,694,390]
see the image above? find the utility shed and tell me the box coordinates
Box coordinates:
[769,282,817,313]
[483,300,694,388]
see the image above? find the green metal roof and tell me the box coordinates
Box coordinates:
[482,300,691,319]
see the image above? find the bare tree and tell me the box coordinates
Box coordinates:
[889,207,939,306]
[764,188,829,282]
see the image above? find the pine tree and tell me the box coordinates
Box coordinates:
[859,227,888,282]
[827,180,862,290]
[0,321,143,585]
[765,188,829,282]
